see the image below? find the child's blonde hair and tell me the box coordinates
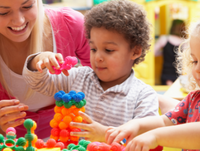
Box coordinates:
[177,21,200,91]
[0,0,45,97]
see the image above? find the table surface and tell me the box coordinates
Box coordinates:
[164,78,188,100]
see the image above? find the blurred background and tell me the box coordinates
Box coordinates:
[43,0,200,95]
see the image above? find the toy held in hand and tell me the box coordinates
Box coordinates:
[50,56,78,74]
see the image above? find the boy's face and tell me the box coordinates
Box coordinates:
[89,27,139,89]
[191,36,200,86]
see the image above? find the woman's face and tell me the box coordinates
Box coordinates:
[0,0,37,42]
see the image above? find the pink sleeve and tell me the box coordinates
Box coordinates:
[165,92,192,124]
[61,8,91,66]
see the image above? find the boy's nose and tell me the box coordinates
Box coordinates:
[11,12,25,26]
[95,52,103,62]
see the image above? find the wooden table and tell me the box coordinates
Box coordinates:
[164,78,188,100]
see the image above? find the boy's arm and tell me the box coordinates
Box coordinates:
[27,52,63,73]
[22,53,76,97]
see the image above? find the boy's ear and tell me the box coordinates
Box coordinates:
[131,46,142,60]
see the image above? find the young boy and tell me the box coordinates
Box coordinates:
[23,0,158,142]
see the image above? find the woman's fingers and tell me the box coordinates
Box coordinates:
[2,111,26,122]
[18,103,29,110]
[0,99,28,132]
[0,104,28,117]
[0,99,20,109]
[1,118,25,132]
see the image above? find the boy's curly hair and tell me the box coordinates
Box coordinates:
[84,0,151,66]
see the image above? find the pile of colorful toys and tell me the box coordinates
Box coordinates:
[0,90,162,151]
[49,90,86,146]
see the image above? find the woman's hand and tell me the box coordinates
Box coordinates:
[28,52,64,74]
[0,99,29,135]
[70,111,108,142]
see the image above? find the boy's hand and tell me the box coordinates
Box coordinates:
[105,119,139,145]
[62,69,69,76]
[70,111,107,142]
[28,52,64,73]
[125,131,158,151]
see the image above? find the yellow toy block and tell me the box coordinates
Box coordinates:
[37,148,61,151]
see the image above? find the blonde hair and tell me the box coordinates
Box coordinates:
[0,0,45,98]
[177,21,200,91]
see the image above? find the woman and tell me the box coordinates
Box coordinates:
[0,0,90,138]
[155,19,185,85]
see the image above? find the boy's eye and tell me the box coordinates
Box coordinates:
[91,48,97,52]
[105,49,114,52]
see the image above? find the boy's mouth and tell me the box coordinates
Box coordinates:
[96,67,106,70]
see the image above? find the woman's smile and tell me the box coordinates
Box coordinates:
[8,22,28,35]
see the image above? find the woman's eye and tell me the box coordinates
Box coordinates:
[0,12,8,16]
[23,5,33,9]
[105,49,114,52]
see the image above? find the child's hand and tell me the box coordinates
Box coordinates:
[62,69,69,76]
[29,52,64,73]
[70,111,108,142]
[0,99,29,134]
[105,119,139,145]
[125,131,158,151]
